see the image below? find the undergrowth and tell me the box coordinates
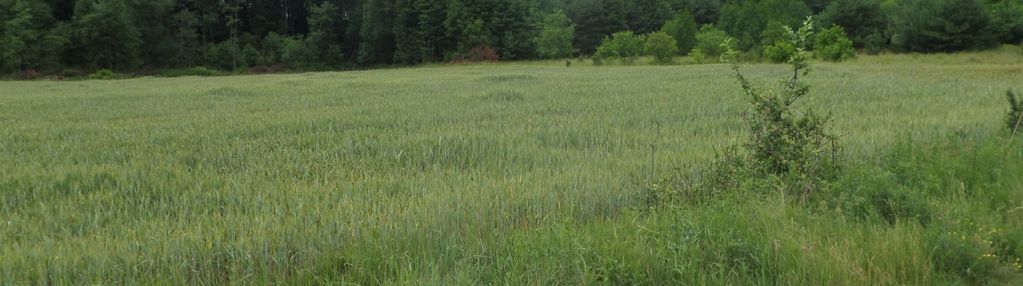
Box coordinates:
[648,17,1023,285]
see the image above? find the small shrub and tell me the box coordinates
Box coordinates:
[88,69,120,80]
[469,45,501,62]
[645,32,679,65]
[1008,90,1023,135]
[763,40,796,63]
[727,17,839,198]
[815,25,856,62]
[594,31,645,64]
[652,18,839,204]
[689,25,733,63]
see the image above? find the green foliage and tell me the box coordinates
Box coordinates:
[759,21,788,47]
[689,25,732,63]
[537,10,575,59]
[760,21,794,62]
[644,31,679,64]
[928,228,1003,283]
[864,32,886,55]
[393,0,446,64]
[158,66,218,77]
[819,0,886,48]
[727,17,839,197]
[660,11,698,55]
[987,0,1023,45]
[763,40,796,63]
[594,31,645,64]
[462,18,491,51]
[567,0,628,55]
[257,32,288,66]
[5,0,1023,75]
[1008,90,1023,135]
[357,0,396,65]
[1,0,65,72]
[815,25,856,62]
[206,38,252,71]
[716,1,766,51]
[717,0,812,51]
[886,0,995,52]
[625,0,674,34]
[281,36,318,70]
[681,0,723,24]
[71,0,141,70]
[305,1,344,69]
[86,68,119,80]
[127,0,178,68]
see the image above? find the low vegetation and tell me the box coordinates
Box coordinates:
[2,47,1021,283]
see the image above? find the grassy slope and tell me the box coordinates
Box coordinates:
[1,47,1022,284]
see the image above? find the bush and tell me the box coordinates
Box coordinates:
[644,32,679,65]
[689,25,733,63]
[468,45,500,62]
[815,25,856,61]
[763,40,796,63]
[594,31,645,65]
[728,18,839,197]
[651,18,838,203]
[88,69,120,80]
[660,11,698,55]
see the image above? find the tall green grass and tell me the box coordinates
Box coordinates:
[1,49,1021,284]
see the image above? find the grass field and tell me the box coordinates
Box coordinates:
[2,47,1023,284]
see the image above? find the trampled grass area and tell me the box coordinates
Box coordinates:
[2,49,1023,284]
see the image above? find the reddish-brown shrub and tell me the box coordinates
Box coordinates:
[469,45,500,62]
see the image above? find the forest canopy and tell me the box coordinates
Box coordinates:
[1,0,1021,73]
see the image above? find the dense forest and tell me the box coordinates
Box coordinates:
[1,0,1022,74]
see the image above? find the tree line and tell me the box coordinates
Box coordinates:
[1,0,1021,74]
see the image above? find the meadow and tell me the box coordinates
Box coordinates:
[2,47,1023,284]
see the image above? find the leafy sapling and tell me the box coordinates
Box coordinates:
[725,17,840,198]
